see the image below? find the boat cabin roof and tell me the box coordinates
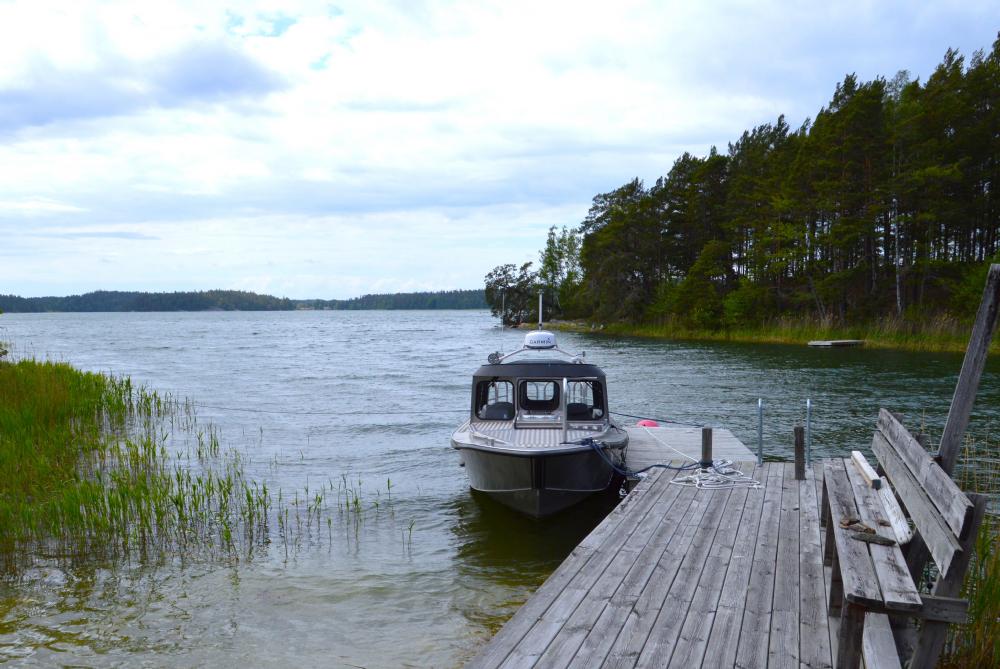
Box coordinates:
[473,360,606,380]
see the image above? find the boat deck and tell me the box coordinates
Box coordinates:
[467,462,837,668]
[623,425,756,470]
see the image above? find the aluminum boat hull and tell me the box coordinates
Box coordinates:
[452,439,627,517]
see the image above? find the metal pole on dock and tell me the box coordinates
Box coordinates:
[805,398,812,469]
[794,426,805,480]
[757,399,763,465]
[701,427,713,468]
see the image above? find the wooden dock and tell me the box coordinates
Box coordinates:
[468,265,997,668]
[468,462,837,668]
[807,339,864,347]
[623,425,755,470]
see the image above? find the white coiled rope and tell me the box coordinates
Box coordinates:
[670,459,762,490]
[639,427,761,490]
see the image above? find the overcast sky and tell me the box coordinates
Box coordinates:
[1,1,996,299]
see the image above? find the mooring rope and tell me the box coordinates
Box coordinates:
[571,437,701,480]
[610,410,705,428]
[670,460,761,490]
[640,425,698,462]
[568,436,761,490]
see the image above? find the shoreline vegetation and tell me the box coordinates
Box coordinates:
[946,442,999,667]
[536,315,1000,354]
[0,357,272,573]
[0,288,486,313]
[0,354,404,577]
[485,38,1000,361]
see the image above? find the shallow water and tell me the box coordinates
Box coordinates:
[0,310,997,667]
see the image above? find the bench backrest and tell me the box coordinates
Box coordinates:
[870,409,975,578]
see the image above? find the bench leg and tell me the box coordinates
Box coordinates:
[821,477,829,527]
[836,602,865,669]
[828,550,844,617]
[907,621,947,669]
[824,516,836,566]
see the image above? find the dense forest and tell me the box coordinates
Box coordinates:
[0,290,294,312]
[0,289,486,313]
[298,289,487,310]
[486,38,1000,331]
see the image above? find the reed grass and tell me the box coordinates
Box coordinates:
[941,438,1000,666]
[548,314,1000,354]
[0,358,272,574]
[0,352,422,581]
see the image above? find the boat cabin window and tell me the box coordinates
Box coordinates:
[518,380,560,412]
[474,379,514,420]
[566,380,605,421]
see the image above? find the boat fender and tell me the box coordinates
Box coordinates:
[636,419,659,427]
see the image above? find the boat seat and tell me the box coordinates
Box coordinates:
[482,402,514,420]
[566,402,593,420]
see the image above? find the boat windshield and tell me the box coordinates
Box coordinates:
[474,379,514,420]
[513,378,606,426]
[566,380,605,421]
[473,377,607,425]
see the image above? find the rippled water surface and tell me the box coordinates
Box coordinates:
[1,310,997,667]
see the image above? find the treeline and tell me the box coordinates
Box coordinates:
[0,290,294,312]
[0,289,486,313]
[298,289,487,310]
[487,37,1000,329]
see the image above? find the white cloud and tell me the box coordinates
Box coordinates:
[0,197,86,214]
[1,1,997,296]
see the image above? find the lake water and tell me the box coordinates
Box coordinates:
[0,310,997,667]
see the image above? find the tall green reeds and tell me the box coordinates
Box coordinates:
[0,353,419,579]
[941,440,1000,666]
[0,359,271,573]
[555,313,1000,354]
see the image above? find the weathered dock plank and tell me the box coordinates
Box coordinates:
[623,425,755,471]
[799,466,834,669]
[767,463,801,669]
[633,474,739,666]
[467,461,839,669]
[600,477,721,668]
[498,475,687,668]
[734,462,785,669]
[564,483,703,669]
[468,469,672,669]
[700,462,768,667]
[535,475,693,668]
[664,462,756,668]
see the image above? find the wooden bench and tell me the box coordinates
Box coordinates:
[821,409,987,669]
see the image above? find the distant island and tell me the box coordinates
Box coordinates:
[0,289,487,313]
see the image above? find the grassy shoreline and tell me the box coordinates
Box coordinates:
[0,357,273,573]
[0,354,409,577]
[538,316,999,354]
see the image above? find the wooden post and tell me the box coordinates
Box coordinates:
[828,550,844,615]
[907,494,988,669]
[938,264,1000,474]
[794,426,806,480]
[836,602,866,669]
[701,427,713,468]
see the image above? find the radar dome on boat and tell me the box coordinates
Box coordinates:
[524,330,557,349]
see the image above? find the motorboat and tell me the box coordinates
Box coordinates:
[451,330,629,517]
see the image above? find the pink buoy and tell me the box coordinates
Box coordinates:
[636,419,659,427]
